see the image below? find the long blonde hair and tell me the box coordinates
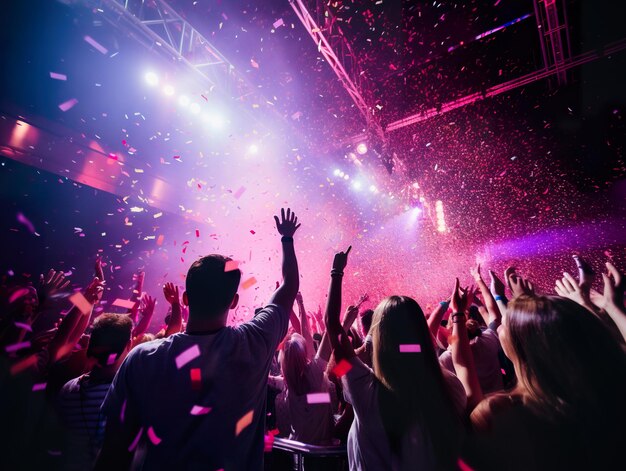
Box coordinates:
[280,333,310,396]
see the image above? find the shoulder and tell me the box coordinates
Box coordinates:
[471,393,524,432]
[127,336,172,360]
[441,369,467,415]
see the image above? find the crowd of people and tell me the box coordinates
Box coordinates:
[1,207,626,470]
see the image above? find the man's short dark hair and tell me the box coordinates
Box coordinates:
[185,255,241,318]
[87,314,132,364]
[361,309,374,336]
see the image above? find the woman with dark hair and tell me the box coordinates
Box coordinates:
[325,247,465,470]
[468,294,626,470]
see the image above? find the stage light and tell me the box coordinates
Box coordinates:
[189,102,201,114]
[343,174,349,180]
[412,182,420,189]
[163,84,175,96]
[248,144,259,154]
[178,95,190,107]
[352,181,362,190]
[369,185,378,193]
[202,112,225,129]
[356,142,368,155]
[145,71,159,86]
[333,169,341,177]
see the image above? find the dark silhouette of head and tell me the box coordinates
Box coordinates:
[87,314,133,366]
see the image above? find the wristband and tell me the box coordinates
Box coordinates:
[495,295,505,302]
[281,236,294,243]
[439,301,449,309]
[330,270,344,277]
[451,312,466,324]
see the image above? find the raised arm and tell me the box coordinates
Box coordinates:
[324,247,355,361]
[296,292,315,360]
[268,208,301,313]
[471,264,502,328]
[590,262,626,343]
[162,283,182,337]
[427,300,449,340]
[132,294,156,338]
[450,279,484,411]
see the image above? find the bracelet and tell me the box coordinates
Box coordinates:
[439,301,449,309]
[330,270,344,277]
[451,312,466,324]
[281,236,294,243]
[495,295,505,302]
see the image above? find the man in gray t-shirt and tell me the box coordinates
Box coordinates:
[95,208,302,470]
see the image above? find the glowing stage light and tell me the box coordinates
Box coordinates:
[163,84,175,96]
[343,174,349,180]
[412,182,420,189]
[202,112,225,129]
[369,185,378,193]
[356,142,368,155]
[178,95,190,107]
[333,169,341,177]
[352,181,362,190]
[145,72,159,86]
[189,102,201,114]
[248,144,259,154]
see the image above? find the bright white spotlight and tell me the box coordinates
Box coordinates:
[248,144,259,154]
[189,102,201,114]
[333,169,341,177]
[145,71,159,86]
[163,84,175,96]
[369,185,378,193]
[356,142,368,155]
[339,171,345,177]
[203,112,225,129]
[343,174,349,180]
[178,95,190,107]
[352,181,362,190]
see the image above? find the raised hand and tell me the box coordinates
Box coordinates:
[295,291,304,305]
[451,278,471,313]
[84,277,104,305]
[590,262,625,312]
[332,246,352,272]
[506,267,534,298]
[273,208,301,237]
[555,272,594,312]
[163,282,180,306]
[39,269,71,301]
[95,258,105,285]
[489,270,506,298]
[356,293,369,307]
[140,294,156,317]
[470,264,482,282]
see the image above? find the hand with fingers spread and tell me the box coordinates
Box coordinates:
[506,267,535,298]
[489,270,506,298]
[141,294,157,318]
[590,262,625,314]
[163,282,181,306]
[84,277,105,305]
[451,278,472,314]
[555,272,594,312]
[273,208,301,238]
[39,269,71,303]
[470,264,482,282]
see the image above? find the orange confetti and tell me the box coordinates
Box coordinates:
[157,235,164,246]
[241,277,257,290]
[236,410,254,436]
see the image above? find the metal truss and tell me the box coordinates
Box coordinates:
[89,0,262,104]
[386,38,626,132]
[288,0,385,141]
[533,0,573,86]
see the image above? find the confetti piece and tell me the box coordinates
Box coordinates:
[233,186,246,199]
[195,229,200,238]
[224,260,239,272]
[176,344,201,369]
[273,18,284,28]
[16,213,36,234]
[128,427,144,452]
[112,298,137,310]
[69,292,93,315]
[399,344,421,353]
[157,235,165,246]
[331,359,352,378]
[153,212,163,219]
[458,458,475,471]
[501,368,506,375]
[264,432,275,452]
[10,354,37,375]
[14,321,32,332]
[249,230,256,235]
[58,98,78,112]
[107,353,118,366]
[190,405,212,416]
[306,392,331,404]
[235,410,254,436]
[190,368,202,391]
[147,426,162,445]
[9,287,32,304]
[32,383,47,392]
[5,341,31,353]
[241,277,257,290]
[84,35,108,54]
[49,72,67,81]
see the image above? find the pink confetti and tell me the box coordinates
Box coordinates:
[235,410,254,436]
[176,344,201,369]
[14,321,32,332]
[32,383,47,392]
[156,235,165,246]
[399,344,421,353]
[107,353,118,365]
[190,368,202,390]
[58,98,78,112]
[147,426,162,445]
[273,18,284,29]
[16,213,36,234]
[331,359,352,378]
[249,230,256,235]
[224,260,239,272]
[195,229,200,238]
[241,277,257,290]
[458,458,475,471]
[306,392,331,404]
[69,292,93,315]
[9,287,31,304]
[501,368,506,375]
[112,298,137,310]
[128,427,144,452]
[84,35,108,54]
[233,186,246,199]
[190,405,212,416]
[10,355,37,375]
[49,72,67,81]
[5,341,31,353]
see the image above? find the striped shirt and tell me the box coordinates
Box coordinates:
[58,376,111,470]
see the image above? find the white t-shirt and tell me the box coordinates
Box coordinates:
[439,328,503,394]
[102,304,287,471]
[342,357,466,471]
[273,356,336,445]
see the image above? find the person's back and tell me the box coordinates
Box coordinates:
[96,208,302,471]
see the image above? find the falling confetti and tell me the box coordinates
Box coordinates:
[235,410,254,436]
[176,344,201,369]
